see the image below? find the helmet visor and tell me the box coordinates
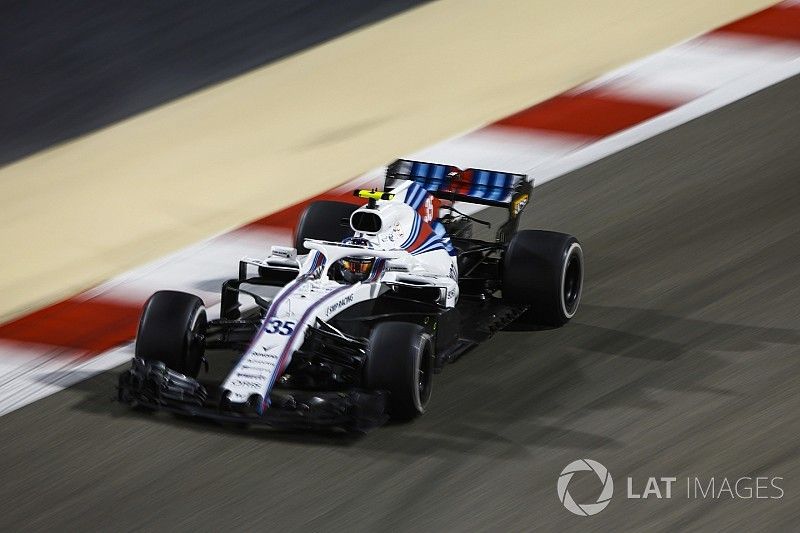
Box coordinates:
[342,258,374,274]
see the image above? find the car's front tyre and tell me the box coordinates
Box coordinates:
[134,290,207,378]
[364,322,434,420]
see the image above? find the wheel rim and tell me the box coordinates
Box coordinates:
[418,365,428,397]
[185,308,207,376]
[562,244,583,317]
[416,342,433,410]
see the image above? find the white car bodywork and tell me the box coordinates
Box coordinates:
[221,181,458,408]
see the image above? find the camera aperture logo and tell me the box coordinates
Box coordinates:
[557,459,614,516]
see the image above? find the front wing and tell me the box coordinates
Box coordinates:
[118,358,388,432]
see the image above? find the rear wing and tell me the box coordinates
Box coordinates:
[385,159,532,209]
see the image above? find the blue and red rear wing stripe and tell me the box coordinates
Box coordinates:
[387,159,527,205]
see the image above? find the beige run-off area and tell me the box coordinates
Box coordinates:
[0,0,775,321]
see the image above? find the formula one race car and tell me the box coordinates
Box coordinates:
[118,159,584,430]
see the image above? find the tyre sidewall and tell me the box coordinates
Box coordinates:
[365,322,433,419]
[295,200,359,254]
[503,230,583,326]
[135,290,206,377]
[560,242,583,319]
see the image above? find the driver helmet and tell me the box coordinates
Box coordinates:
[339,238,375,283]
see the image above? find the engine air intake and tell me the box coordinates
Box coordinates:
[350,211,382,233]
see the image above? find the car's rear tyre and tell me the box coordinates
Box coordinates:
[365,322,434,421]
[295,200,359,254]
[503,230,583,327]
[134,290,207,378]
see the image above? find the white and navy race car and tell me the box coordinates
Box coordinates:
[119,159,584,430]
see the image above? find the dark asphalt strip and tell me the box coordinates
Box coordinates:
[0,0,433,166]
[0,75,799,531]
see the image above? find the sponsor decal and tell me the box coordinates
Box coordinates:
[511,193,529,217]
[446,286,456,301]
[422,195,434,223]
[247,350,279,360]
[235,373,267,380]
[449,263,458,281]
[270,245,296,260]
[325,293,355,317]
[229,379,262,389]
[386,262,409,272]
[380,221,403,244]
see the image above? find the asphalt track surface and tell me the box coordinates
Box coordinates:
[0,0,430,166]
[1,74,799,531]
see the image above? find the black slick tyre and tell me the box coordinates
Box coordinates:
[294,200,359,254]
[134,290,207,377]
[365,322,434,421]
[503,230,583,327]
